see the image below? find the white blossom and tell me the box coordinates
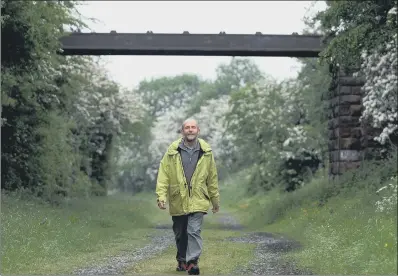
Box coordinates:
[359,34,397,145]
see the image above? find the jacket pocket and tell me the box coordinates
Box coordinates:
[200,186,210,200]
[169,186,183,214]
[170,185,180,199]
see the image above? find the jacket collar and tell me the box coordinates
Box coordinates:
[167,137,212,155]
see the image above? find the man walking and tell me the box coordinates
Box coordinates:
[155,118,220,275]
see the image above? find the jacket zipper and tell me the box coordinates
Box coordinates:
[178,152,204,198]
[188,153,204,197]
[178,155,189,196]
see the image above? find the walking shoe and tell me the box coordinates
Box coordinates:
[176,261,187,271]
[186,261,200,275]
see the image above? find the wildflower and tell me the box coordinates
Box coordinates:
[375,176,397,213]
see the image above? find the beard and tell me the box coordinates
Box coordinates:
[185,134,197,141]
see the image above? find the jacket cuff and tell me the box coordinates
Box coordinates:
[157,196,166,203]
[211,196,219,207]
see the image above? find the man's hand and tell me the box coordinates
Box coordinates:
[212,204,219,214]
[157,200,166,210]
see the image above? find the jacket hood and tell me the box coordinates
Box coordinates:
[167,137,212,155]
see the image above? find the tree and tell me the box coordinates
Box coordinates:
[1,1,149,200]
[315,1,397,69]
[1,0,88,199]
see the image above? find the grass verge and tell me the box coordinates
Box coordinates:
[221,168,397,275]
[123,228,255,275]
[263,194,397,274]
[1,191,170,274]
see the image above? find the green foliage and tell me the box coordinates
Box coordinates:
[33,111,84,200]
[1,1,150,200]
[186,58,264,116]
[316,1,397,69]
[136,74,202,119]
[224,75,326,192]
[214,58,264,95]
[1,1,86,199]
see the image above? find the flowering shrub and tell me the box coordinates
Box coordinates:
[146,106,186,180]
[359,33,398,146]
[192,95,232,155]
[225,77,323,191]
[280,125,321,162]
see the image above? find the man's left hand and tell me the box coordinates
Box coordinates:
[158,200,166,210]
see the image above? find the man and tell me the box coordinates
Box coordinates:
[155,118,220,275]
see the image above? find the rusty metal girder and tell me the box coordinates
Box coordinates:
[58,32,324,57]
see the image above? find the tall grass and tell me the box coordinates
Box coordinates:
[1,191,169,274]
[221,155,397,274]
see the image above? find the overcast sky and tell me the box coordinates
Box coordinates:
[76,1,326,90]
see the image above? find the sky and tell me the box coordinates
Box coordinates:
[76,1,326,90]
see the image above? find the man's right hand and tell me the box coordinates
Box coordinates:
[212,204,219,214]
[157,200,166,210]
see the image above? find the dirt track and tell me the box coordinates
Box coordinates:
[73,211,311,275]
[218,212,311,275]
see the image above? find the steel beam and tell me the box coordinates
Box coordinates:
[59,32,324,57]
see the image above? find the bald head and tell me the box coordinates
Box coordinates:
[181,118,200,142]
[181,118,199,131]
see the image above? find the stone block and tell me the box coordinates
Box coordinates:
[338,76,365,86]
[351,86,363,95]
[328,116,361,129]
[328,95,361,109]
[334,105,362,117]
[328,138,361,150]
[350,105,362,116]
[339,116,361,128]
[330,160,361,174]
[332,150,361,162]
[340,95,362,105]
[329,150,362,164]
[329,127,363,140]
[339,86,351,95]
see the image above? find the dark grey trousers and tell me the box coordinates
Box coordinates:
[172,212,204,264]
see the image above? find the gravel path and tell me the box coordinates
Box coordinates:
[216,210,312,275]
[73,225,174,275]
[229,232,311,275]
[73,211,311,275]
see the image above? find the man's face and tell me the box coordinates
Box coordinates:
[181,120,200,142]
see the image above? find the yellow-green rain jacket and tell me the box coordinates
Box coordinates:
[155,138,220,216]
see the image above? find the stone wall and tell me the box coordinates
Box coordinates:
[327,67,365,176]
